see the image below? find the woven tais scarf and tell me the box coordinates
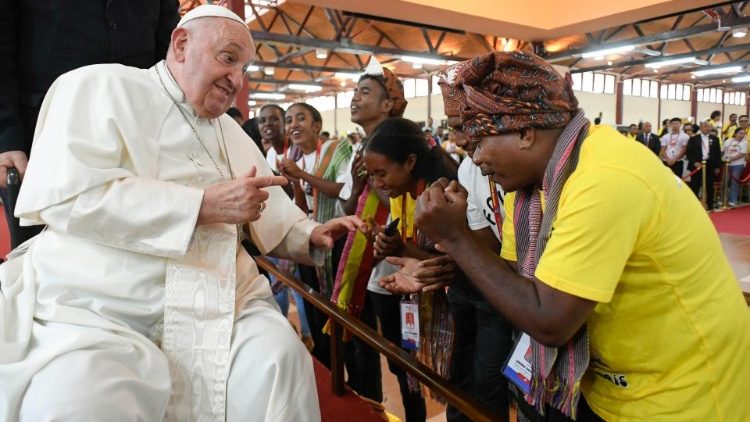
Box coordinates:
[514,110,590,418]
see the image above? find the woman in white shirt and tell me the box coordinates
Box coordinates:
[723,128,748,206]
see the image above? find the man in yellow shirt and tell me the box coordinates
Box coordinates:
[382,51,750,421]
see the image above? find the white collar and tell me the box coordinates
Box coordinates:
[152,60,203,121]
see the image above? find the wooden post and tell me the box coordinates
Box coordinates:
[690,86,698,123]
[615,77,623,125]
[329,320,346,396]
[227,0,250,120]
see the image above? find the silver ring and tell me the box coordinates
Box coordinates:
[258,202,266,213]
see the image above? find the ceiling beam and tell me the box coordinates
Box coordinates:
[253,60,360,74]
[547,15,750,62]
[571,42,750,73]
[250,31,468,62]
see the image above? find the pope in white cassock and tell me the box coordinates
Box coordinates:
[0,6,363,421]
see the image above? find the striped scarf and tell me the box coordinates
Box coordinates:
[324,184,389,339]
[313,139,353,296]
[514,110,590,418]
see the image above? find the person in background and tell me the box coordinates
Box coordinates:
[241,117,265,153]
[279,102,353,370]
[627,124,638,139]
[334,58,417,412]
[226,106,244,125]
[686,121,722,210]
[254,104,311,349]
[737,115,749,138]
[321,131,331,142]
[0,0,180,247]
[683,123,696,138]
[636,121,661,156]
[722,113,738,140]
[660,117,689,177]
[658,118,670,137]
[593,117,601,125]
[723,128,748,207]
[366,117,457,421]
[441,130,465,163]
[709,110,722,130]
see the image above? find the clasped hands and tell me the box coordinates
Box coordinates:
[378,178,471,294]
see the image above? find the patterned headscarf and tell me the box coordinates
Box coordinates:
[360,58,408,117]
[436,61,472,118]
[458,51,579,138]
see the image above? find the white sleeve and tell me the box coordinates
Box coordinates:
[338,154,355,201]
[39,177,203,259]
[459,162,490,231]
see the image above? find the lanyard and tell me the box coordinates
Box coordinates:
[400,179,426,244]
[488,177,503,238]
[305,140,322,218]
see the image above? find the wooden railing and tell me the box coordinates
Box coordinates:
[255,256,507,422]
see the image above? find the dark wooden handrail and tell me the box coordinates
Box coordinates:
[256,256,506,422]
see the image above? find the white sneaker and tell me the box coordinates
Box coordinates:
[728,202,737,207]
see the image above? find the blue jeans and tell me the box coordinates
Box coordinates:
[266,257,311,337]
[446,283,513,422]
[729,164,745,204]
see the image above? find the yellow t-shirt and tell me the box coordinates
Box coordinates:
[390,194,417,240]
[500,125,750,420]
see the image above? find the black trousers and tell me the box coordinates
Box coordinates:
[688,164,717,210]
[342,292,383,402]
[369,292,427,422]
[668,160,684,178]
[446,285,513,422]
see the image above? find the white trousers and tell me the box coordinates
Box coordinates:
[18,299,320,422]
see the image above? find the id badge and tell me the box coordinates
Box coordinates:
[400,299,420,350]
[502,332,533,394]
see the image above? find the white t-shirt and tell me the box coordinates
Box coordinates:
[296,147,350,219]
[296,151,319,213]
[660,132,689,161]
[458,158,504,242]
[724,139,748,166]
[266,146,283,172]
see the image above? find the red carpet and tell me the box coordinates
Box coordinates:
[313,359,387,422]
[710,205,750,236]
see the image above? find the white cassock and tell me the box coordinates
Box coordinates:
[0,61,322,422]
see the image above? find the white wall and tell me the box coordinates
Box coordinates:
[660,99,691,123]
[725,104,746,119]
[575,91,616,125]
[622,96,659,126]
[696,102,722,123]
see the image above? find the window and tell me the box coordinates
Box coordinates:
[632,78,641,97]
[336,91,354,109]
[683,85,691,101]
[623,79,632,96]
[415,79,429,97]
[697,88,703,102]
[403,78,416,98]
[604,75,615,94]
[571,73,582,91]
[661,84,668,99]
[593,73,604,94]
[650,81,658,98]
[709,89,716,103]
[307,96,335,112]
[668,84,676,99]
[582,72,593,92]
[675,85,683,101]
[431,76,440,96]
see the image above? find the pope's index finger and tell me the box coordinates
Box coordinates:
[248,175,289,188]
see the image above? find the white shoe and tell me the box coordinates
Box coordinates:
[728,202,737,207]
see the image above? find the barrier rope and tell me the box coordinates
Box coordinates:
[681,163,704,181]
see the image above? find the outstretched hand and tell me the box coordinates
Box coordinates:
[311,215,366,249]
[378,256,454,295]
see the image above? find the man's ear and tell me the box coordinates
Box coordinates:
[518,128,536,150]
[380,99,394,116]
[171,27,190,63]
